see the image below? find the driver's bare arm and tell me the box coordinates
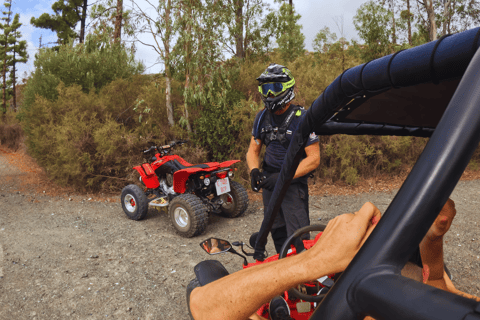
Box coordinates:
[293,141,320,179]
[246,136,262,172]
[189,202,381,320]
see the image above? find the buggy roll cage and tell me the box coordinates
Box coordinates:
[254,27,480,320]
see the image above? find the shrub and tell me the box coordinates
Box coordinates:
[319,135,427,185]
[20,33,144,121]
[0,112,23,150]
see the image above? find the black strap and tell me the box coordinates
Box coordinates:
[387,49,405,89]
[261,106,301,148]
[430,34,451,85]
[472,28,480,58]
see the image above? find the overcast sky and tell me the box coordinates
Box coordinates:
[15,0,365,79]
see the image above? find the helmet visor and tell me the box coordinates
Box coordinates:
[259,82,285,97]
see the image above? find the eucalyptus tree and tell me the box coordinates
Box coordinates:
[130,0,177,127]
[224,0,268,59]
[263,2,305,62]
[90,0,133,42]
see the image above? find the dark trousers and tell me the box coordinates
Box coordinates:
[262,182,310,254]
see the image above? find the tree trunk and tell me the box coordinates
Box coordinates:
[79,0,88,43]
[442,0,451,36]
[183,1,192,132]
[235,0,244,59]
[406,0,412,45]
[2,10,10,114]
[289,0,293,15]
[12,51,15,112]
[114,0,123,42]
[425,0,437,41]
[2,62,6,114]
[392,15,397,45]
[164,0,174,127]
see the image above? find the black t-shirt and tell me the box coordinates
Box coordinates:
[252,104,319,183]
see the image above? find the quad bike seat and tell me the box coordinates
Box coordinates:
[169,159,210,170]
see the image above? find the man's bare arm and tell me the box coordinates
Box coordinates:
[189,202,381,320]
[293,141,320,179]
[246,136,262,172]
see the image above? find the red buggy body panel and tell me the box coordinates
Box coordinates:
[245,233,326,320]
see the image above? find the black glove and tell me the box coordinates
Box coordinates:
[250,168,263,192]
[258,172,279,191]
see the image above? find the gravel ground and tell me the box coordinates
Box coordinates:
[0,148,479,320]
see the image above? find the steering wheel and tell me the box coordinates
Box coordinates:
[278,224,328,303]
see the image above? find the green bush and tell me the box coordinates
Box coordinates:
[319,135,428,185]
[20,33,144,122]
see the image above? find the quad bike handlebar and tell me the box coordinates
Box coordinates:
[142,139,190,154]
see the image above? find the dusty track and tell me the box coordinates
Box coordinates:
[0,146,479,319]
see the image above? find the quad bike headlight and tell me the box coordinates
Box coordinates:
[204,177,210,186]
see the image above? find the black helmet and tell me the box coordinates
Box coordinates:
[257,63,295,113]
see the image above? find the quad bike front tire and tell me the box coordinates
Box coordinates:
[121,184,149,221]
[169,194,208,237]
[220,181,249,218]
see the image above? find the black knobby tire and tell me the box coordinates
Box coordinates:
[120,184,149,220]
[220,180,249,218]
[169,194,208,237]
[186,278,201,320]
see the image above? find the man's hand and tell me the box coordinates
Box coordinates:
[306,202,382,276]
[250,168,263,192]
[257,173,278,191]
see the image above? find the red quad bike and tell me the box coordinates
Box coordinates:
[120,140,248,238]
[186,225,335,320]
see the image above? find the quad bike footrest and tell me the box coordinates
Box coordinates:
[148,196,169,207]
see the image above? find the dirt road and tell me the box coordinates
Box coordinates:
[0,147,479,320]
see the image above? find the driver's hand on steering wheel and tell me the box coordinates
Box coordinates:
[304,202,382,278]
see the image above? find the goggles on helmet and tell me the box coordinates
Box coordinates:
[259,82,286,97]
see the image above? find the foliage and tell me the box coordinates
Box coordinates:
[0,109,21,150]
[20,77,194,192]
[223,0,269,59]
[263,2,305,62]
[313,27,337,54]
[353,1,393,61]
[90,0,134,40]
[320,135,427,185]
[30,0,87,44]
[20,33,143,118]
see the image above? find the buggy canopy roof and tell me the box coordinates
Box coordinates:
[313,28,480,137]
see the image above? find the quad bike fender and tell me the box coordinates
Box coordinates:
[219,160,240,168]
[173,167,218,193]
[194,260,230,286]
[133,163,160,189]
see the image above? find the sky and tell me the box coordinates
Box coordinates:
[15,0,365,79]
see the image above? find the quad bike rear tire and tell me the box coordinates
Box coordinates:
[169,194,208,237]
[220,181,249,218]
[121,184,149,220]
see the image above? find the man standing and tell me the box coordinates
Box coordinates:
[246,63,320,254]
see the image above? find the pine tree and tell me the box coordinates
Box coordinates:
[30,0,88,44]
[0,0,12,113]
[9,13,28,111]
